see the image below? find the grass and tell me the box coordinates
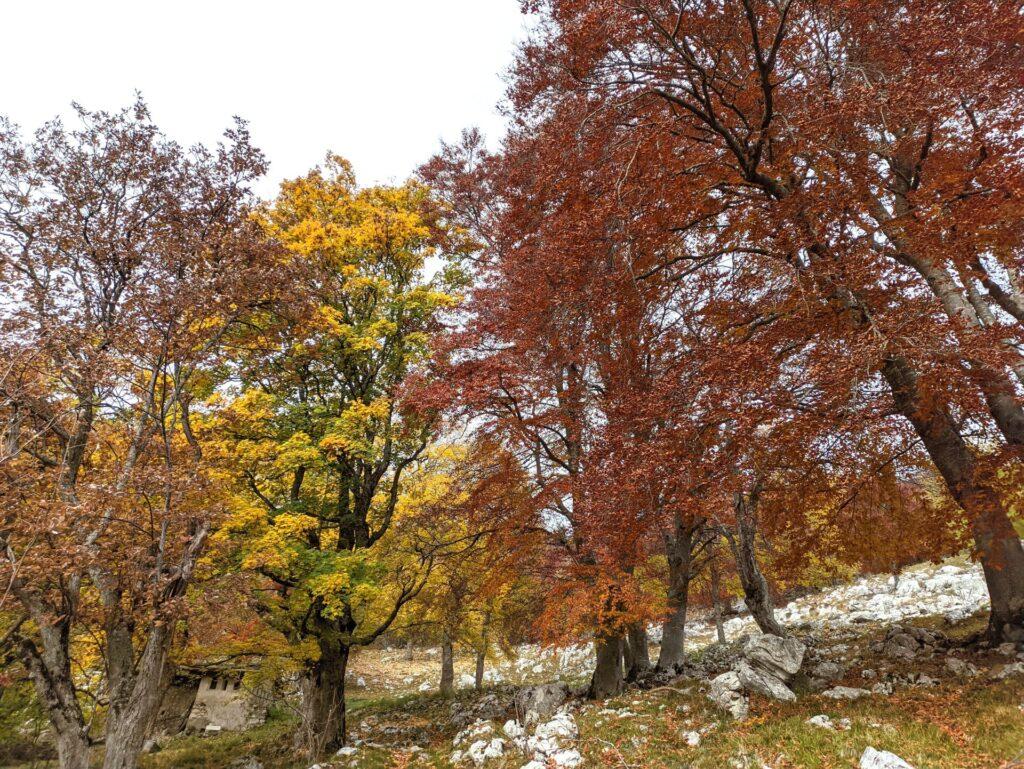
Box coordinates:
[8,610,1024,769]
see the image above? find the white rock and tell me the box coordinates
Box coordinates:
[418,681,432,692]
[355,677,367,688]
[503,719,525,739]
[467,737,505,765]
[807,714,835,730]
[682,730,702,746]
[860,746,916,768]
[549,748,583,767]
[736,660,796,702]
[336,746,358,757]
[822,686,871,700]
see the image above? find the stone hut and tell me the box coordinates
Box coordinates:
[151,665,271,737]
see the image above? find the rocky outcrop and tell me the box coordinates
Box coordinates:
[706,634,806,717]
[514,683,569,722]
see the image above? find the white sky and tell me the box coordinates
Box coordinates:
[3,1,529,199]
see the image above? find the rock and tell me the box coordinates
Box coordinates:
[355,677,366,688]
[743,634,806,679]
[810,661,843,681]
[945,657,972,677]
[991,662,1024,680]
[454,720,495,747]
[860,746,916,768]
[515,683,569,719]
[883,635,917,661]
[806,714,835,729]
[228,758,261,769]
[871,682,894,696]
[998,642,1019,657]
[548,748,583,767]
[418,681,432,692]
[503,719,525,739]
[708,671,750,719]
[735,660,797,702]
[459,673,477,688]
[822,686,870,700]
[682,730,701,746]
[466,737,505,765]
[336,746,358,757]
[185,714,210,733]
[204,724,223,734]
[861,669,877,680]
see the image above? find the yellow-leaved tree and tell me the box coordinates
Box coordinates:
[203,156,471,755]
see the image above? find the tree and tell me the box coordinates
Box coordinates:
[0,100,275,769]
[205,157,471,754]
[507,0,1024,642]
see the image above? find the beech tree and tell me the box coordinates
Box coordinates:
[0,101,275,769]
[507,0,1024,642]
[205,157,473,754]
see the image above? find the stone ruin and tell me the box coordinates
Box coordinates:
[150,665,271,738]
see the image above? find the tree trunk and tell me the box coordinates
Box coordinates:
[101,625,173,769]
[17,624,91,769]
[474,648,486,691]
[710,553,727,645]
[730,489,786,637]
[300,638,349,757]
[439,632,455,697]
[588,634,624,699]
[474,611,490,691]
[657,522,695,672]
[623,623,651,681]
[883,355,1024,643]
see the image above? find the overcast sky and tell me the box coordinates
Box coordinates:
[3,1,529,198]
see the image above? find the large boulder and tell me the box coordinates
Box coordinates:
[515,683,569,721]
[743,634,806,679]
[735,660,797,702]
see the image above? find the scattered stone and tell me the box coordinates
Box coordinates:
[998,642,1018,656]
[807,714,835,729]
[336,746,358,757]
[811,661,844,681]
[945,657,974,677]
[515,683,569,720]
[708,671,749,720]
[991,662,1024,680]
[822,686,871,700]
[466,737,505,765]
[860,746,915,768]
[682,730,701,746]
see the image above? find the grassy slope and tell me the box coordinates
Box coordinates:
[136,613,1024,769]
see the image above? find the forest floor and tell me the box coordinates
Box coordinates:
[134,554,1024,769]
[137,609,1024,769]
[8,556,1024,769]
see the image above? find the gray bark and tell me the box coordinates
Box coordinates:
[883,354,1024,642]
[588,634,624,699]
[439,633,455,697]
[657,522,696,672]
[729,488,785,637]
[623,623,651,681]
